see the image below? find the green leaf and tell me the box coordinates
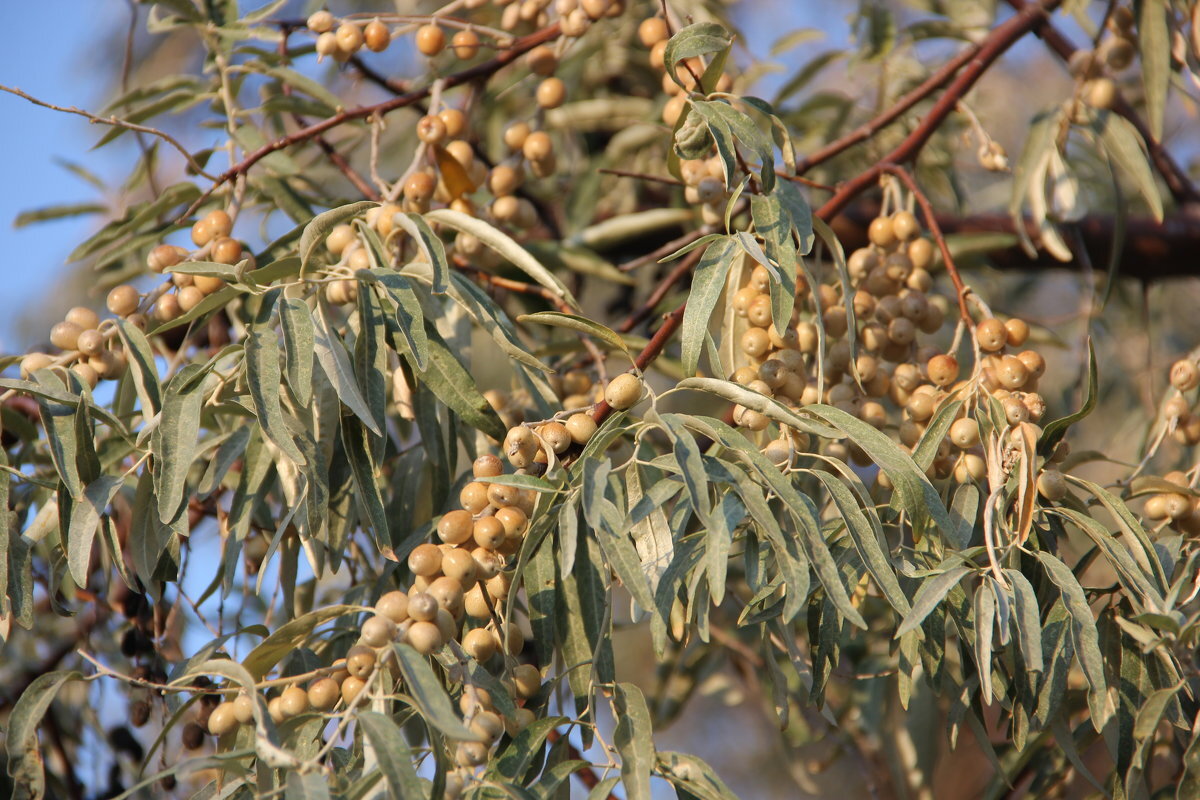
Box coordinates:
[805,403,953,535]
[680,237,736,379]
[658,751,740,800]
[390,212,450,294]
[1006,569,1044,673]
[426,209,578,309]
[14,202,106,228]
[614,683,655,800]
[247,303,306,466]
[406,323,506,441]
[6,670,82,800]
[279,297,314,407]
[115,319,162,416]
[674,378,838,438]
[67,475,122,587]
[357,711,426,800]
[313,300,381,436]
[31,372,83,500]
[895,566,971,638]
[1039,338,1096,455]
[341,417,394,559]
[286,772,331,800]
[390,643,477,741]
[1138,0,1169,142]
[489,716,567,782]
[518,312,631,359]
[242,604,361,679]
[153,366,206,523]
[663,22,733,93]
[1036,551,1109,730]
[1094,113,1164,222]
[299,201,378,275]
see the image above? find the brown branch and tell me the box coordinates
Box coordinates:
[816,0,1064,222]
[617,248,703,333]
[546,728,616,797]
[599,168,683,186]
[189,22,563,215]
[279,31,381,202]
[1004,0,1200,207]
[879,164,974,326]
[792,39,985,176]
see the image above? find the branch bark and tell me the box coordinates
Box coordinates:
[1004,0,1200,207]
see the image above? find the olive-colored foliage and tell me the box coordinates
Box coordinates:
[3,1,1200,799]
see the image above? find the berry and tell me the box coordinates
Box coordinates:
[345,645,377,678]
[376,591,409,624]
[408,592,439,623]
[489,165,523,196]
[232,695,254,724]
[360,614,397,647]
[495,506,527,538]
[416,115,447,144]
[442,547,478,581]
[76,329,104,357]
[605,373,643,410]
[326,224,356,255]
[473,454,504,478]
[439,108,466,138]
[155,293,182,322]
[340,676,366,704]
[463,627,498,661]
[451,29,480,59]
[1004,318,1030,347]
[66,306,100,330]
[279,686,309,718]
[1171,359,1200,392]
[473,516,506,550]
[513,663,541,699]
[539,421,571,453]
[438,509,474,545]
[638,17,669,48]
[504,122,531,151]
[949,418,980,449]
[487,482,521,509]
[308,11,335,34]
[107,285,140,316]
[415,24,446,56]
[975,318,1007,352]
[211,237,242,265]
[407,620,443,654]
[460,481,490,513]
[50,321,82,351]
[208,701,240,736]
[1037,469,1067,501]
[536,77,566,109]
[868,217,897,248]
[307,678,340,711]
[336,22,363,54]
[404,172,436,202]
[527,45,558,76]
[522,131,553,162]
[364,19,390,52]
[892,211,920,241]
[741,328,771,358]
[315,32,339,60]
[408,542,443,576]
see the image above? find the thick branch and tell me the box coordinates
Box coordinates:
[817,0,1064,221]
[1005,0,1200,206]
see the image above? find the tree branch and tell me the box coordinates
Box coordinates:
[1004,0,1200,207]
[817,0,1064,222]
[189,22,563,215]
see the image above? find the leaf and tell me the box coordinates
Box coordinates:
[518,311,631,359]
[489,716,567,782]
[6,670,82,800]
[115,320,162,416]
[247,303,306,466]
[1006,569,1044,673]
[1138,0,1169,142]
[680,236,736,376]
[242,605,361,679]
[406,323,506,441]
[1036,551,1109,730]
[806,403,953,535]
[614,683,655,800]
[390,212,449,294]
[280,297,314,407]
[299,201,378,274]
[371,272,430,371]
[313,300,381,436]
[426,209,578,309]
[357,711,426,800]
[1094,113,1165,222]
[674,378,838,438]
[390,643,477,741]
[154,365,206,523]
[663,22,733,92]
[67,475,122,587]
[341,417,395,560]
[286,772,331,800]
[14,202,106,228]
[896,566,971,638]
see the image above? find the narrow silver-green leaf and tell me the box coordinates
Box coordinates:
[614,682,655,800]
[313,300,381,436]
[896,566,971,638]
[390,643,477,741]
[357,710,426,800]
[681,236,737,377]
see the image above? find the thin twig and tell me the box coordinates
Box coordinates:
[880,164,974,326]
[0,84,217,181]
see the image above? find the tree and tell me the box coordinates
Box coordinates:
[2,0,1199,797]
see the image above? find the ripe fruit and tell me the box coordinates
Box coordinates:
[605,373,643,410]
[495,506,528,538]
[346,645,377,678]
[307,678,340,711]
[504,122,530,151]
[107,285,140,317]
[148,243,186,272]
[308,10,335,33]
[341,676,366,704]
[155,293,182,322]
[473,454,504,478]
[336,22,363,54]
[489,165,522,196]
[278,686,309,718]
[376,590,409,624]
[404,172,436,202]
[892,211,920,241]
[527,45,558,75]
[407,620,443,654]
[460,481,490,513]
[438,509,474,545]
[1171,359,1200,392]
[487,482,521,509]
[868,217,897,248]
[364,19,390,52]
[76,329,103,357]
[463,627,498,661]
[949,418,980,449]
[417,115,447,144]
[415,24,446,56]
[638,16,669,48]
[536,77,567,109]
[566,412,597,444]
[451,29,480,59]
[512,663,541,699]
[539,421,571,453]
[1004,318,1030,347]
[408,542,443,576]
[315,32,339,60]
[211,237,242,265]
[66,306,100,330]
[233,694,254,724]
[178,286,205,312]
[361,614,397,647]
[1037,469,1067,501]
[50,321,82,351]
[408,591,439,623]
[522,131,553,162]
[975,319,1007,352]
